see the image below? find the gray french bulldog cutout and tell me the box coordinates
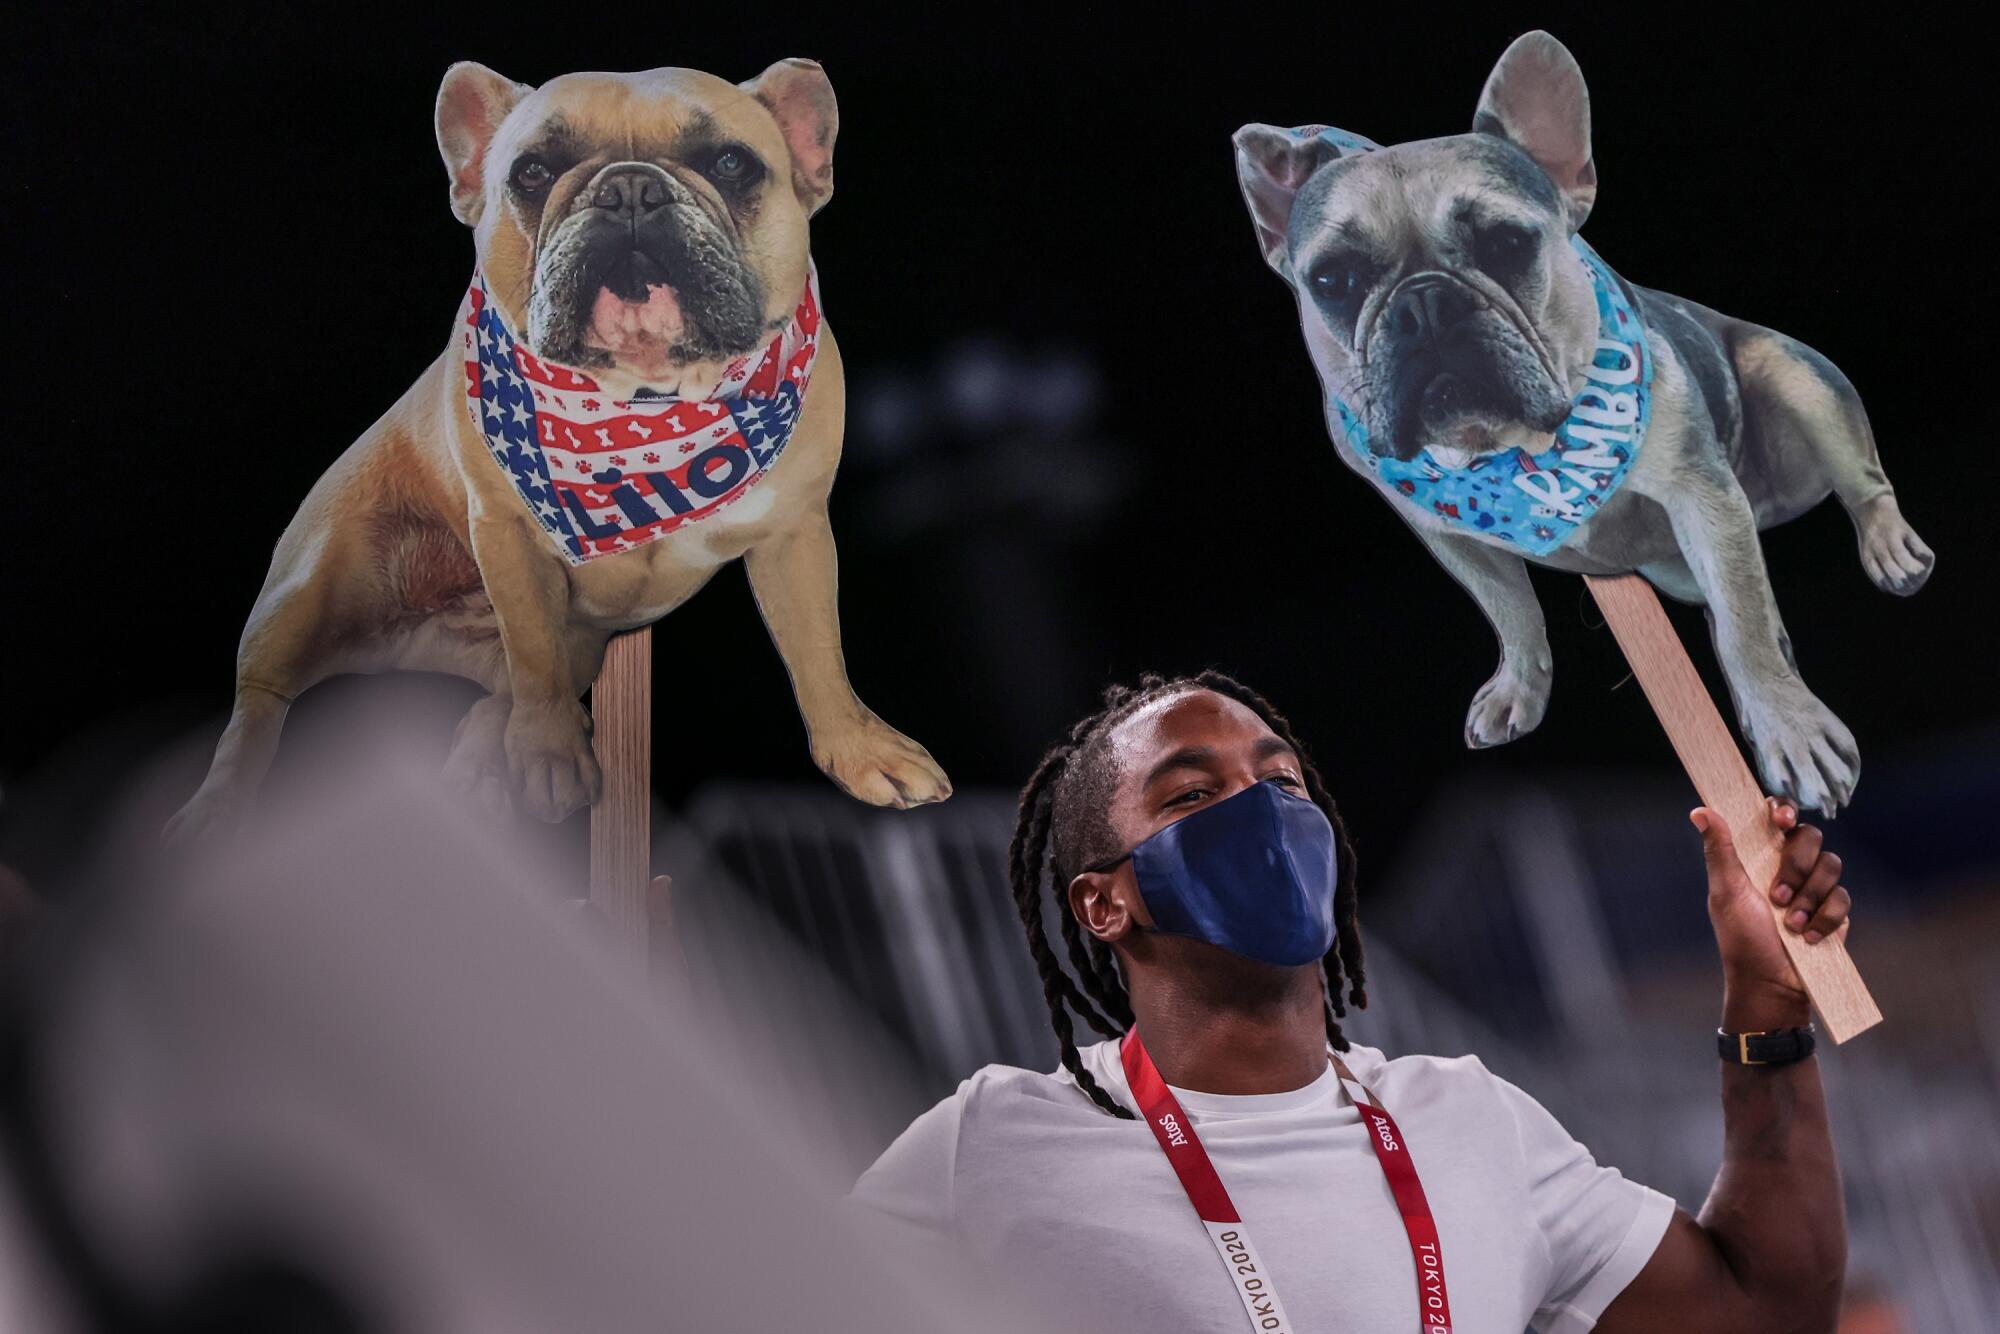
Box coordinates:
[1233,30,1933,813]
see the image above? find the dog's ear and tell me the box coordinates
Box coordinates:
[743,58,838,217]
[1233,125,1346,281]
[435,62,533,227]
[1473,31,1597,230]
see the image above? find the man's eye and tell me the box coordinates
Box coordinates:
[1266,773,1303,790]
[1169,787,1211,807]
[510,157,554,194]
[707,146,763,185]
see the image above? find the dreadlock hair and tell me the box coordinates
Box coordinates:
[1006,670,1366,1119]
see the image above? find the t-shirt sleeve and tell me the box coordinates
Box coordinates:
[1485,1067,1676,1334]
[846,1085,964,1243]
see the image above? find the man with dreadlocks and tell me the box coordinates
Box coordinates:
[852,671,1854,1334]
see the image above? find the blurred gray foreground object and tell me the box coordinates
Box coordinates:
[0,749,1067,1333]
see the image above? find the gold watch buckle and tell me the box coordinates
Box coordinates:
[1738,1031,1768,1065]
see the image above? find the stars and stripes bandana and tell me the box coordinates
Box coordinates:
[1293,125,1653,557]
[459,266,821,564]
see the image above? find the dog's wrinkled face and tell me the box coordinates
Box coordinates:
[1281,134,1591,460]
[436,60,836,388]
[1236,32,1605,462]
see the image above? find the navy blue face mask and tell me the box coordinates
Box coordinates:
[1089,780,1339,967]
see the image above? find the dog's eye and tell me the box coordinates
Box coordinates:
[1306,258,1372,332]
[510,157,554,195]
[1474,223,1538,279]
[705,146,764,187]
[1310,261,1365,302]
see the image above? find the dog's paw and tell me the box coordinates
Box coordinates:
[813,714,952,809]
[444,695,517,821]
[504,698,602,823]
[1741,684,1860,815]
[1855,494,1935,596]
[1464,662,1551,749]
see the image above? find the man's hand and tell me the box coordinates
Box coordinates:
[1599,800,1851,1334]
[1692,799,1852,1033]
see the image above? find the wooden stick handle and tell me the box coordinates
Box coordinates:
[1584,573,1881,1043]
[589,625,653,964]
[647,874,690,998]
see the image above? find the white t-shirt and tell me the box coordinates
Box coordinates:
[850,1038,1675,1334]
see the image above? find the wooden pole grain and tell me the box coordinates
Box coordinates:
[589,626,653,964]
[1585,573,1881,1042]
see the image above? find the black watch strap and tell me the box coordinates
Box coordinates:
[1718,1024,1817,1066]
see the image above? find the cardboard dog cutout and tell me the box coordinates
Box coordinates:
[167,60,951,842]
[1233,32,1932,818]
[1235,32,1921,1038]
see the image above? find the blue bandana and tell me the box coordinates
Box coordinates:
[1295,125,1653,556]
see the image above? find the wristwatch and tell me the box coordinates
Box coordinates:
[1717,1024,1817,1066]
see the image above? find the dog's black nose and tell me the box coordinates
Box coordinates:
[1386,275,1475,342]
[587,163,674,222]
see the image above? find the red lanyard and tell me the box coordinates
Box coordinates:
[1120,1028,1454,1334]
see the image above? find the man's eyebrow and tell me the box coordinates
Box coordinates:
[1140,737,1298,790]
[1141,746,1217,790]
[1251,735,1299,765]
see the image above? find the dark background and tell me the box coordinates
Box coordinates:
[5,4,1991,888]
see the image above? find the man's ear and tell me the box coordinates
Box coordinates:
[1068,870,1139,944]
[743,57,838,216]
[1232,125,1346,281]
[1472,30,1597,230]
[436,61,533,227]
